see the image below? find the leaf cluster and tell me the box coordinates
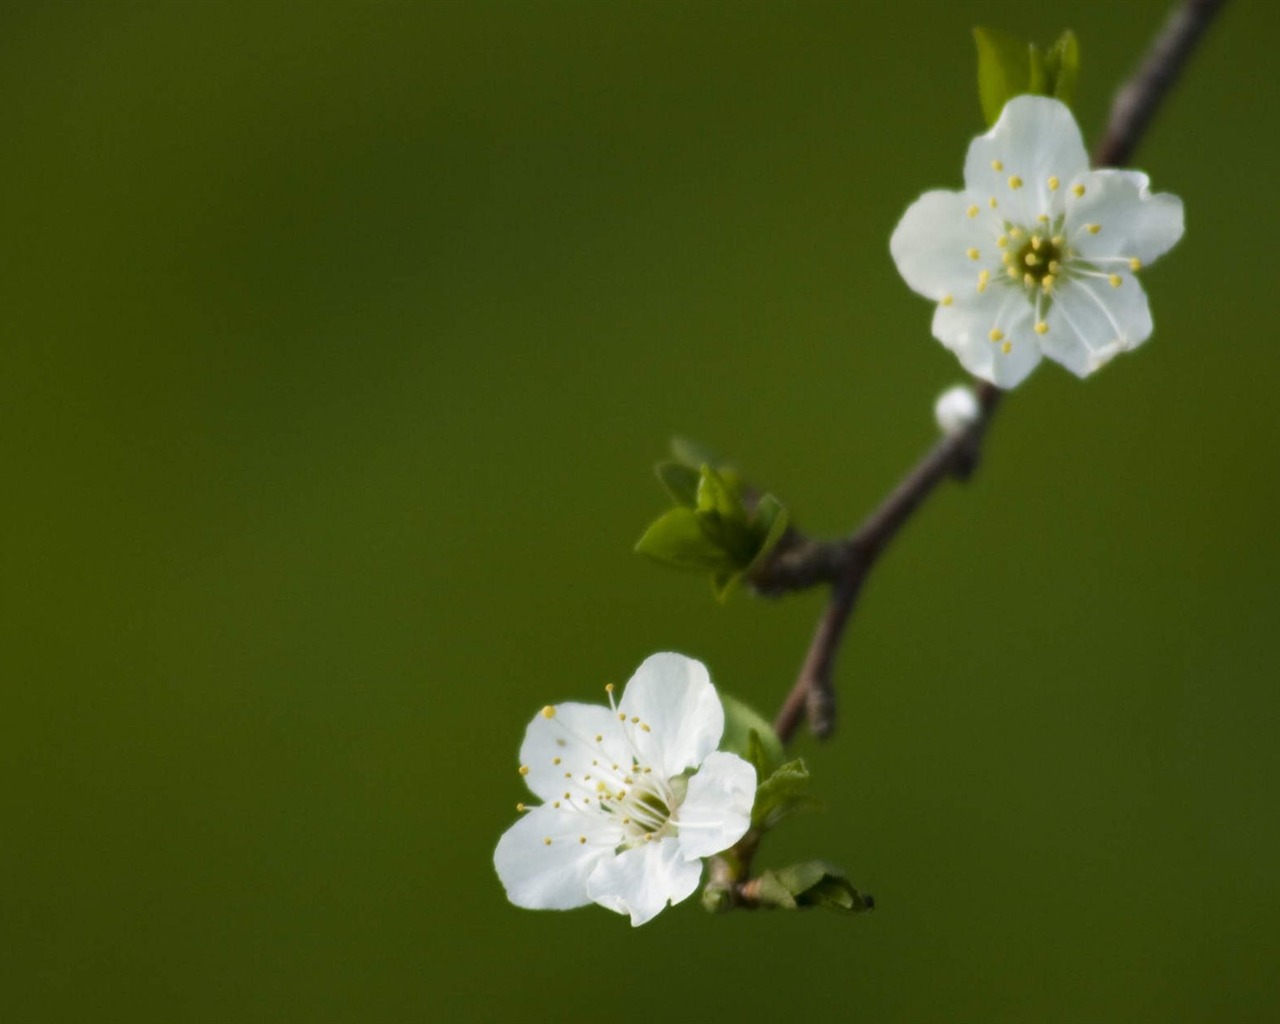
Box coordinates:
[974,27,1080,126]
[634,439,788,601]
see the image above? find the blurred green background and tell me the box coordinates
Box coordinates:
[3,1,1276,1020]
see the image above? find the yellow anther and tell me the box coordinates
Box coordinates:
[940,294,954,307]
[594,734,603,742]
[1031,235,1042,250]
[621,817,631,825]
[1087,223,1101,235]
[997,234,1009,248]
[552,757,561,765]
[1023,273,1036,288]
[967,204,979,218]
[1048,260,1061,274]
[644,834,653,843]
[1024,252,1039,266]
[1034,321,1049,335]
[1001,341,1012,354]
[1036,214,1049,224]
[1009,226,1023,238]
[518,765,530,776]
[989,196,999,208]
[1109,274,1122,288]
[563,791,570,799]
[643,767,653,773]
[1002,251,1015,266]
[543,837,552,846]
[1042,274,1056,293]
[617,712,626,721]
[596,781,606,792]
[564,772,572,779]
[516,802,527,812]
[966,247,980,260]
[1008,175,1023,190]
[989,328,1005,342]
[1006,266,1020,279]
[1072,183,1086,197]
[991,159,1004,172]
[977,270,990,293]
[541,705,556,719]
[1051,235,1064,246]
[553,801,560,808]
[1048,176,1060,191]
[604,682,615,693]
[579,836,587,845]
[583,774,591,781]
[630,716,639,724]
[1130,257,1142,271]
[617,790,627,799]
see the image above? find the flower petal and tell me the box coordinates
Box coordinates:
[889,189,989,301]
[674,751,756,860]
[964,95,1088,225]
[932,288,1041,388]
[494,804,621,911]
[585,837,703,926]
[1042,274,1153,377]
[1068,169,1184,266]
[519,702,630,802]
[618,653,723,778]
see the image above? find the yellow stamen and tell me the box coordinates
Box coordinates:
[1024,252,1039,266]
[991,159,1004,172]
[989,196,999,209]
[544,837,552,846]
[541,706,556,719]
[518,765,530,776]
[940,294,953,307]
[1109,274,1122,288]
[1048,176,1060,191]
[966,247,980,260]
[967,204,979,218]
[1008,175,1023,190]
[989,328,1004,342]
[1034,321,1048,335]
[552,757,561,765]
[1001,341,1012,354]
[1072,183,1086,197]
[997,234,1009,248]
[977,270,990,293]
[1087,223,1101,235]
[1130,257,1142,271]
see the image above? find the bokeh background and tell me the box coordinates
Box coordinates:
[4,1,1277,1020]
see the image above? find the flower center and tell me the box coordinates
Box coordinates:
[1002,222,1069,294]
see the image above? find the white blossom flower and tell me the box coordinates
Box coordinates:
[934,383,980,436]
[890,95,1184,388]
[494,652,757,926]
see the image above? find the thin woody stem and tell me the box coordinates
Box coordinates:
[759,0,1225,746]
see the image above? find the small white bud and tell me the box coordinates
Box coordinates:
[934,384,980,436]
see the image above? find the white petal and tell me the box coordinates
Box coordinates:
[889,190,990,301]
[618,653,723,778]
[932,288,1041,388]
[674,751,756,860]
[1042,274,1153,377]
[519,702,630,802]
[585,837,703,926]
[494,804,621,911]
[1068,169,1184,266]
[964,95,1088,224]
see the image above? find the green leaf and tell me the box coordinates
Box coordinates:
[751,870,798,910]
[746,492,789,573]
[634,507,740,573]
[695,464,741,519]
[654,461,700,507]
[719,693,784,777]
[773,860,874,913]
[711,569,744,603]
[670,436,723,470]
[1044,30,1079,107]
[752,758,823,831]
[974,26,1036,127]
[694,466,757,566]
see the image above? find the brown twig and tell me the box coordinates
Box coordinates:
[753,0,1225,746]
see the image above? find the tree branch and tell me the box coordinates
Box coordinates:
[755,0,1225,746]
